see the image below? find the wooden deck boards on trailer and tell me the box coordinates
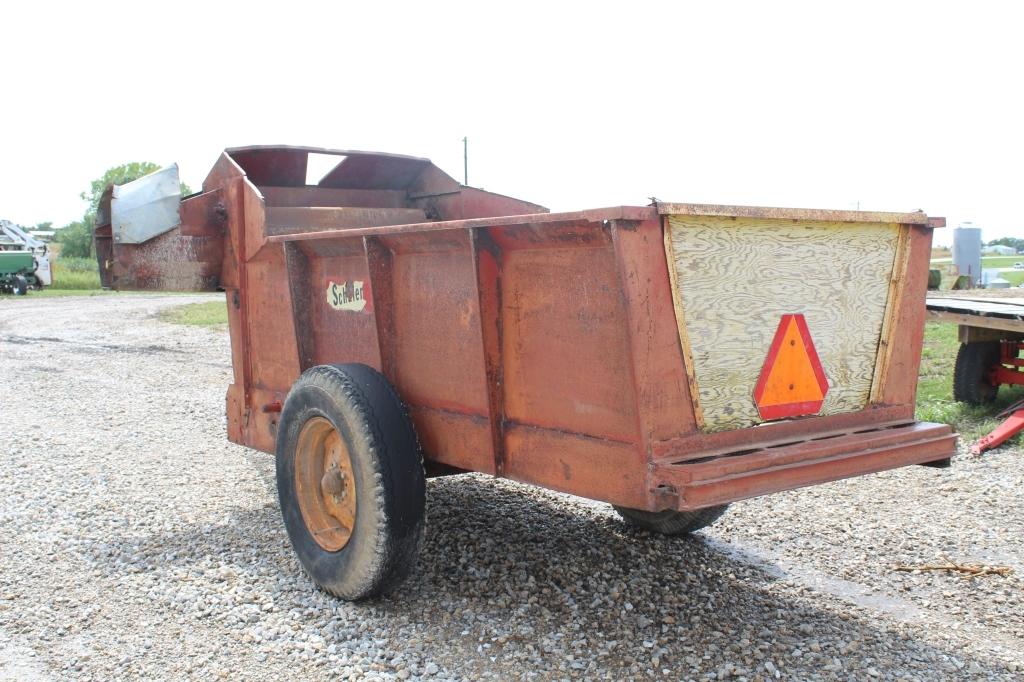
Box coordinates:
[926,297,1024,333]
[927,298,1024,319]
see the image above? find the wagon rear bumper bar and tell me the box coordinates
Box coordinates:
[651,421,957,511]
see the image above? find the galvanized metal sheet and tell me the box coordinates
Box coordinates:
[112,165,182,244]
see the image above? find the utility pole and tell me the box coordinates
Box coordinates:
[463,137,468,186]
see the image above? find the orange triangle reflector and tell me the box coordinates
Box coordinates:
[753,314,829,420]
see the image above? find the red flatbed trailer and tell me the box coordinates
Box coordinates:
[99,146,956,599]
[927,295,1024,453]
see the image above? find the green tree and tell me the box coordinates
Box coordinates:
[81,162,159,215]
[54,215,96,259]
[987,237,1024,252]
[81,162,192,215]
[58,162,194,259]
[33,221,53,231]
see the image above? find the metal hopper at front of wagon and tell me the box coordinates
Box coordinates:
[101,145,957,600]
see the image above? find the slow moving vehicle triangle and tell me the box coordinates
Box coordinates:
[753,314,829,420]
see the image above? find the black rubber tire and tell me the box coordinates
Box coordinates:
[613,504,729,535]
[953,341,1001,405]
[276,363,425,600]
[12,275,28,296]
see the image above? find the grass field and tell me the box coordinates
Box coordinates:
[930,255,1024,288]
[916,322,1024,440]
[33,289,118,298]
[930,256,1022,268]
[50,256,101,290]
[158,300,227,327]
[978,256,1024,268]
[1001,270,1024,286]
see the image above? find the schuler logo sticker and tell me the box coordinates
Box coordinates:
[326,280,372,313]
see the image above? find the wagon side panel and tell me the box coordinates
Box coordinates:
[305,243,381,370]
[380,230,496,474]
[494,221,647,505]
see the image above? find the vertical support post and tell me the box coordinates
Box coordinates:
[463,136,468,186]
[231,177,254,425]
[363,236,399,384]
[471,227,506,476]
[869,224,911,403]
[609,218,698,461]
[283,242,315,373]
[874,224,932,411]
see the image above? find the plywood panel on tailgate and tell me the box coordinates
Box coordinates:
[664,215,901,432]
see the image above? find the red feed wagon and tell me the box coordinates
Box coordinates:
[97,146,956,599]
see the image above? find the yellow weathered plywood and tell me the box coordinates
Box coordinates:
[665,215,901,432]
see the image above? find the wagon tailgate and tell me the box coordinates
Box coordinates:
[661,210,905,433]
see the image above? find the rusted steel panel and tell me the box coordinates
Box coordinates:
[409,406,495,474]
[307,250,380,369]
[226,147,309,187]
[318,153,431,190]
[654,422,956,510]
[244,255,301,389]
[283,242,315,373]
[261,186,407,209]
[500,240,639,442]
[265,207,427,235]
[267,207,658,244]
[362,237,398,382]
[410,186,549,221]
[242,179,269,262]
[388,232,490,415]
[178,189,226,237]
[503,424,648,509]
[471,229,507,476]
[609,219,697,447]
[112,231,221,291]
[651,405,916,463]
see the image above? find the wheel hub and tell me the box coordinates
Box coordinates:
[294,417,357,551]
[321,465,348,500]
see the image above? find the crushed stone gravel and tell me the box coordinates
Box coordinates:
[1,293,1021,680]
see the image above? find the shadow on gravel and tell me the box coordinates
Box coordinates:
[77,473,1006,678]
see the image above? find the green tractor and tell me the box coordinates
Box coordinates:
[0,251,39,295]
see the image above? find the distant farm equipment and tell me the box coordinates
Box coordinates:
[927,296,1024,453]
[0,251,35,294]
[0,220,50,293]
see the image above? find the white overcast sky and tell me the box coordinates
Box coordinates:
[2,1,1022,246]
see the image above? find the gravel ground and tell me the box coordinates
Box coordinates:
[1,293,1022,681]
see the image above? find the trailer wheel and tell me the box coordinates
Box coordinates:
[613,504,729,536]
[12,275,28,296]
[953,341,1001,405]
[276,363,425,600]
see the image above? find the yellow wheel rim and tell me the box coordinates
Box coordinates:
[294,417,357,551]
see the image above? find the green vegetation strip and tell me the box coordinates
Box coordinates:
[917,322,1024,440]
[158,301,228,327]
[50,256,102,290]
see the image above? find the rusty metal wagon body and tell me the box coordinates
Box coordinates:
[98,146,957,598]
